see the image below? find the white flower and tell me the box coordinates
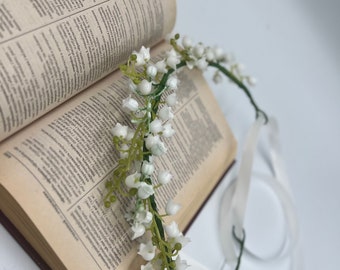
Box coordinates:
[138,79,153,95]
[175,234,191,248]
[157,170,172,185]
[165,200,181,215]
[162,123,175,138]
[175,256,189,270]
[205,47,215,61]
[150,141,167,156]
[142,161,155,176]
[111,123,128,138]
[192,44,205,58]
[126,127,135,141]
[146,65,157,78]
[149,119,163,134]
[247,76,257,86]
[134,46,150,66]
[213,46,226,61]
[138,240,156,261]
[138,182,154,199]
[166,49,180,69]
[135,208,153,225]
[213,71,222,84]
[145,134,160,150]
[119,144,129,159]
[166,76,179,90]
[125,172,141,189]
[196,57,208,71]
[166,93,177,107]
[182,36,193,48]
[155,60,168,73]
[141,262,154,270]
[122,96,139,112]
[131,223,146,240]
[165,221,181,238]
[159,106,174,121]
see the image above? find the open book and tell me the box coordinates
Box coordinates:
[0,0,237,269]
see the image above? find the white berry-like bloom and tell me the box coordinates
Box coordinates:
[155,60,168,73]
[122,96,139,112]
[175,256,189,270]
[205,47,215,61]
[144,134,160,150]
[166,93,177,107]
[142,161,155,176]
[135,208,153,225]
[165,221,181,238]
[165,200,181,215]
[111,123,128,138]
[182,36,193,48]
[131,223,146,240]
[192,44,205,58]
[213,46,225,61]
[138,182,155,199]
[159,106,174,121]
[138,79,153,95]
[119,144,129,159]
[162,123,175,138]
[146,65,157,78]
[157,170,172,185]
[125,172,141,189]
[134,46,150,66]
[166,49,180,69]
[166,76,179,90]
[149,119,163,134]
[138,240,156,261]
[196,57,208,71]
[150,141,167,156]
[213,71,222,84]
[247,76,257,86]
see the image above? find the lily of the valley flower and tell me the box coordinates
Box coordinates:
[150,141,167,156]
[111,123,128,138]
[166,92,177,107]
[165,221,181,238]
[162,123,175,138]
[159,106,174,121]
[138,79,153,95]
[165,199,181,216]
[142,161,155,176]
[138,182,154,199]
[131,223,146,240]
[149,119,163,134]
[122,96,139,112]
[138,240,156,261]
[157,170,172,185]
[175,256,189,270]
[125,172,141,189]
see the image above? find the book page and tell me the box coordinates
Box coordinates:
[0,0,176,142]
[0,42,236,269]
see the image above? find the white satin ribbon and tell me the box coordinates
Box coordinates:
[219,116,302,269]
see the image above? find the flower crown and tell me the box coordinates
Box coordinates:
[104,34,267,270]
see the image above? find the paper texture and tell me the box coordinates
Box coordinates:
[0,0,176,142]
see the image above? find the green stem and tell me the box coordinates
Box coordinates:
[233,227,246,270]
[208,62,268,123]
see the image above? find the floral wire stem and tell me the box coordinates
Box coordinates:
[105,34,266,269]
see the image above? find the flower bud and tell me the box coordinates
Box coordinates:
[162,123,175,138]
[159,106,174,121]
[182,36,193,48]
[150,141,167,156]
[157,170,172,185]
[131,223,145,240]
[111,123,128,138]
[138,79,152,95]
[138,241,156,261]
[165,221,181,238]
[166,76,179,90]
[122,96,139,112]
[193,44,205,58]
[142,161,154,176]
[138,182,154,199]
[149,119,163,134]
[166,93,177,107]
[144,134,160,150]
[125,172,141,189]
[165,200,181,215]
[196,57,208,71]
[146,65,157,78]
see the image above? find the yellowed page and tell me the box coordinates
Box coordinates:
[0,0,176,142]
[0,42,236,269]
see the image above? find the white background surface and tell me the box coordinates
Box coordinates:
[1,0,340,269]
